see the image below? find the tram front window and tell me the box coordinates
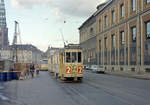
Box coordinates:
[78,52,82,63]
[66,52,82,63]
[72,52,77,62]
[42,60,48,64]
[66,52,71,63]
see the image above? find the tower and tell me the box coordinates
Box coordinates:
[0,0,8,49]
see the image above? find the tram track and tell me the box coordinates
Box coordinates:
[84,72,150,99]
[58,82,96,105]
[52,73,136,105]
[83,78,146,105]
[48,71,150,105]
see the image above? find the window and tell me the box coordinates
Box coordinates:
[112,35,116,48]
[112,10,115,24]
[78,52,82,63]
[42,60,48,64]
[131,26,136,42]
[147,0,150,4]
[90,28,94,35]
[99,40,101,50]
[104,37,107,49]
[146,21,150,39]
[66,52,82,63]
[99,19,101,32]
[105,15,108,26]
[131,0,136,11]
[66,52,71,63]
[72,52,77,63]
[120,31,125,45]
[120,4,125,18]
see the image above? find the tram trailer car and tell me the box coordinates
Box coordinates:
[51,44,83,81]
[40,59,48,71]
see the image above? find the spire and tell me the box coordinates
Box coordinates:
[0,0,7,28]
[0,0,8,49]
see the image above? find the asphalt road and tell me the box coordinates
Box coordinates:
[0,71,150,105]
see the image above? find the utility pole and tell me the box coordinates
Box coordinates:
[60,21,67,47]
[137,0,141,73]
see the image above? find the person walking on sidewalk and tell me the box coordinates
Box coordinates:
[26,64,30,78]
[36,64,40,75]
[30,63,35,78]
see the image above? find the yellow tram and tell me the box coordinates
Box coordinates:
[48,44,83,81]
[40,59,48,71]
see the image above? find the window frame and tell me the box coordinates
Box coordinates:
[111,10,115,24]
[120,4,125,18]
[99,40,101,51]
[146,21,150,39]
[131,0,136,12]
[78,52,82,63]
[131,26,136,42]
[105,15,108,26]
[120,31,125,45]
[112,34,116,48]
[65,52,71,63]
[104,37,107,49]
[90,27,94,35]
[99,19,101,32]
[71,52,77,63]
[146,0,150,4]
[65,52,82,63]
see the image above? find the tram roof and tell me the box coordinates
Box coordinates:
[64,44,81,49]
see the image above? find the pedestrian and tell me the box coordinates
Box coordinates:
[30,64,35,78]
[26,64,30,78]
[36,64,40,75]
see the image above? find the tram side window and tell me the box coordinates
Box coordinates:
[78,52,82,63]
[66,52,71,63]
[72,52,77,63]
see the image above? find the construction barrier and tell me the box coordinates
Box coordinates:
[0,71,2,81]
[7,71,13,81]
[0,72,7,82]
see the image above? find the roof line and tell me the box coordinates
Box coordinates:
[78,0,113,30]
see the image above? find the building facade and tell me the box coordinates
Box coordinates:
[0,0,9,49]
[79,14,97,65]
[45,47,61,58]
[0,50,11,60]
[10,44,43,64]
[79,0,150,73]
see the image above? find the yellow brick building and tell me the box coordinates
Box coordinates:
[79,0,150,73]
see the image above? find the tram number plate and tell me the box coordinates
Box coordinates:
[66,66,71,74]
[78,66,83,74]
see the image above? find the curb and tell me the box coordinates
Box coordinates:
[105,72,150,80]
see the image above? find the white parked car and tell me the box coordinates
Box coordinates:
[84,65,90,70]
[90,65,105,73]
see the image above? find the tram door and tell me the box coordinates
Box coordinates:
[59,53,63,77]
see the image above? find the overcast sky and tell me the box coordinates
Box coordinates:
[6,0,106,51]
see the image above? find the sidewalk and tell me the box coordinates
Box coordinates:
[0,72,78,105]
[105,71,150,80]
